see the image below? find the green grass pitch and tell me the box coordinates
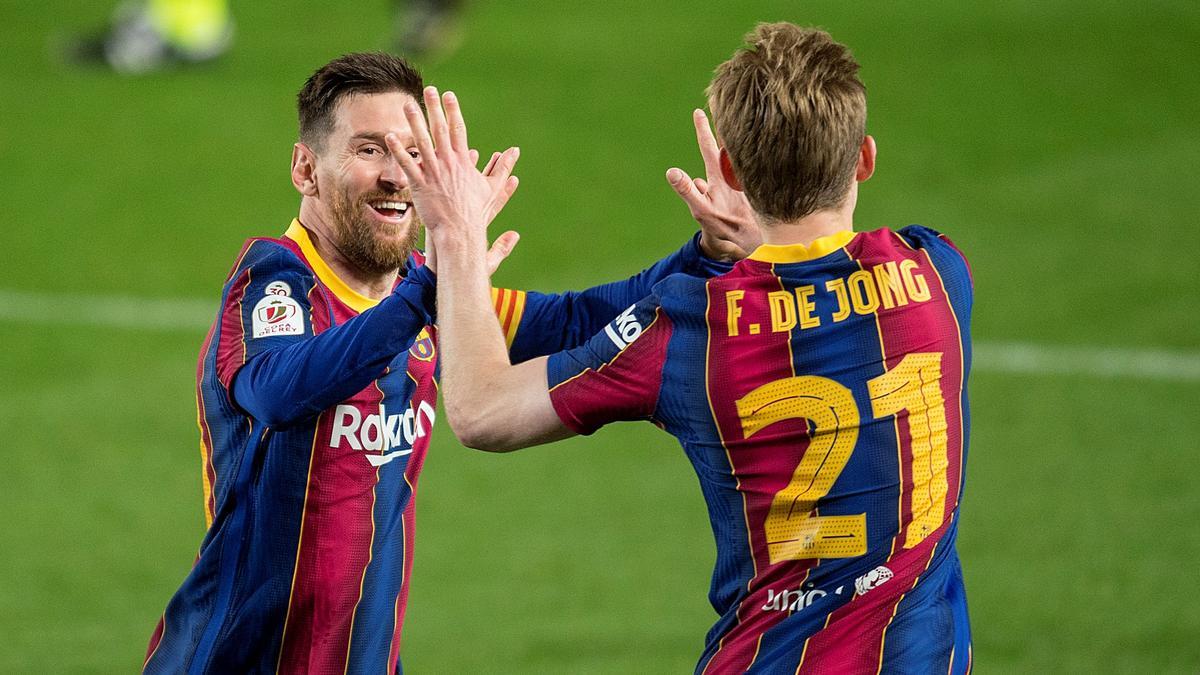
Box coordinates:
[1,1,1197,671]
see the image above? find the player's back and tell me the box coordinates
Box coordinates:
[660,226,974,673]
[633,225,969,672]
[547,225,973,673]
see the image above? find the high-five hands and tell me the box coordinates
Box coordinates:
[666,109,762,261]
[387,86,520,274]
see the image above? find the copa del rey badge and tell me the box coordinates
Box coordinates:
[252,281,305,338]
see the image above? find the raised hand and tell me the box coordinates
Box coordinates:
[666,109,762,261]
[390,86,520,273]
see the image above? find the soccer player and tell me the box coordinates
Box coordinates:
[142,52,751,673]
[404,24,974,673]
[65,0,234,74]
[65,0,463,74]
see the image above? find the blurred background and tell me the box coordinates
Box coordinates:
[1,0,1198,671]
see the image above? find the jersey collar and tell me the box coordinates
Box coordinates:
[747,230,857,264]
[284,219,380,313]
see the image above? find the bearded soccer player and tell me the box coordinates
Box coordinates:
[408,24,974,674]
[143,52,751,673]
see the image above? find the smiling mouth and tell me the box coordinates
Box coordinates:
[369,199,412,218]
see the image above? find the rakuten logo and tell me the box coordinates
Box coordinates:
[604,305,644,350]
[330,402,436,466]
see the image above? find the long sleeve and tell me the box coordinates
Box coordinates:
[216,242,437,427]
[504,234,732,363]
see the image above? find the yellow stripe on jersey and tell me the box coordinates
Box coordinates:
[285,220,379,313]
[491,287,527,349]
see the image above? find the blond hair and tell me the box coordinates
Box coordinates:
[707,23,866,222]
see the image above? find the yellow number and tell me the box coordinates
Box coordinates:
[736,376,866,562]
[736,352,951,562]
[868,352,949,548]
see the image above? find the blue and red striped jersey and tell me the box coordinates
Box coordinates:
[548,226,974,674]
[145,221,729,674]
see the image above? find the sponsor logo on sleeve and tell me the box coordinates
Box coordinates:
[604,304,644,350]
[251,280,305,338]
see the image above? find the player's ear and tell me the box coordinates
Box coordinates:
[856,135,877,182]
[291,142,320,197]
[718,148,744,192]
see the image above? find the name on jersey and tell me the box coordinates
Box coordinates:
[330,402,436,466]
[725,260,931,337]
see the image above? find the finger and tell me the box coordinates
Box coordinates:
[694,177,709,195]
[666,167,706,215]
[401,101,437,175]
[423,86,452,152]
[693,108,722,180]
[443,90,469,154]
[482,151,501,176]
[387,131,423,181]
[488,147,520,183]
[468,148,480,166]
[486,230,521,275]
[486,175,520,223]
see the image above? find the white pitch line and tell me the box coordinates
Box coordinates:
[1,289,1197,383]
[971,342,1200,383]
[0,289,214,332]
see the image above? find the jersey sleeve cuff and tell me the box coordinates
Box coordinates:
[685,232,736,278]
[398,264,438,322]
[547,385,598,436]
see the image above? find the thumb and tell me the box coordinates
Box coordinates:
[666,167,705,214]
[666,167,690,191]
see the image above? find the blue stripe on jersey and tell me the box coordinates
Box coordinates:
[191,421,263,673]
[748,249,898,667]
[900,226,973,502]
[345,371,416,670]
[650,275,758,667]
[878,534,969,673]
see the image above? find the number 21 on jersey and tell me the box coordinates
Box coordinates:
[735,352,950,563]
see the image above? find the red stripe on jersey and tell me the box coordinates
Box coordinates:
[143,613,166,669]
[855,233,965,549]
[214,268,253,389]
[277,388,386,673]
[701,267,820,673]
[500,290,518,334]
[796,542,939,674]
[305,281,333,335]
[548,311,671,434]
[493,288,507,316]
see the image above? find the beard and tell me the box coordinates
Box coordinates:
[328,185,421,277]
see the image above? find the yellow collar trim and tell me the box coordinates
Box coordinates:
[748,230,857,264]
[284,219,379,313]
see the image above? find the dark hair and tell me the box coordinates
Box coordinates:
[297,52,425,152]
